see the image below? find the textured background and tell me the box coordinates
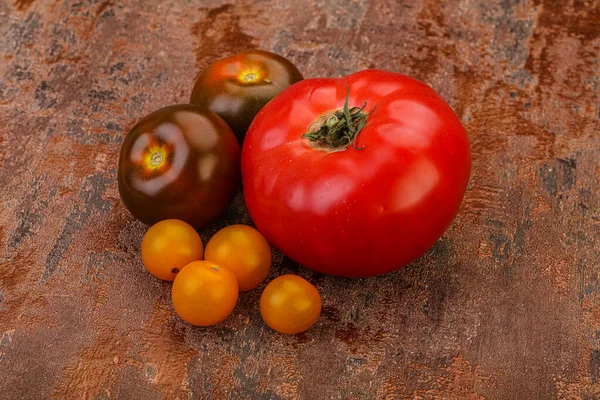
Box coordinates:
[1,0,599,398]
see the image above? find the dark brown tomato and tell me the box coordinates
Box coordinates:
[118,104,240,229]
[189,50,303,142]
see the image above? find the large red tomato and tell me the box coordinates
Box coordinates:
[242,70,471,278]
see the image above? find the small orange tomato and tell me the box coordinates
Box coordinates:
[204,225,271,291]
[141,219,204,281]
[260,275,322,334]
[172,261,239,326]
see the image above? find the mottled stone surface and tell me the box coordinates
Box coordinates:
[1,0,599,398]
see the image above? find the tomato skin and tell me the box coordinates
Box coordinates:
[242,70,471,278]
[204,225,271,291]
[141,219,204,281]
[118,104,240,229]
[260,275,321,334]
[171,261,239,326]
[190,50,303,142]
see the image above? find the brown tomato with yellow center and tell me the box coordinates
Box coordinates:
[190,49,303,142]
[118,104,240,229]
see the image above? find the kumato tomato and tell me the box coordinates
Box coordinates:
[260,275,322,334]
[171,261,239,326]
[141,219,203,281]
[118,104,240,229]
[190,50,303,142]
[242,70,471,277]
[204,225,271,291]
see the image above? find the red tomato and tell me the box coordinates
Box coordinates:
[242,70,471,277]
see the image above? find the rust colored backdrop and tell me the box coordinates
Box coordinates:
[1,0,599,399]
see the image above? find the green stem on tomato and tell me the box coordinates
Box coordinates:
[302,84,376,152]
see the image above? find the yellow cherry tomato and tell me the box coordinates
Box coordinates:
[260,274,322,334]
[171,261,239,326]
[204,224,272,291]
[141,219,204,281]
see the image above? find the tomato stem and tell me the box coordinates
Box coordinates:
[302,85,375,151]
[150,152,163,166]
[243,73,257,82]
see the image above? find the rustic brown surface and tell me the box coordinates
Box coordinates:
[1,0,599,398]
